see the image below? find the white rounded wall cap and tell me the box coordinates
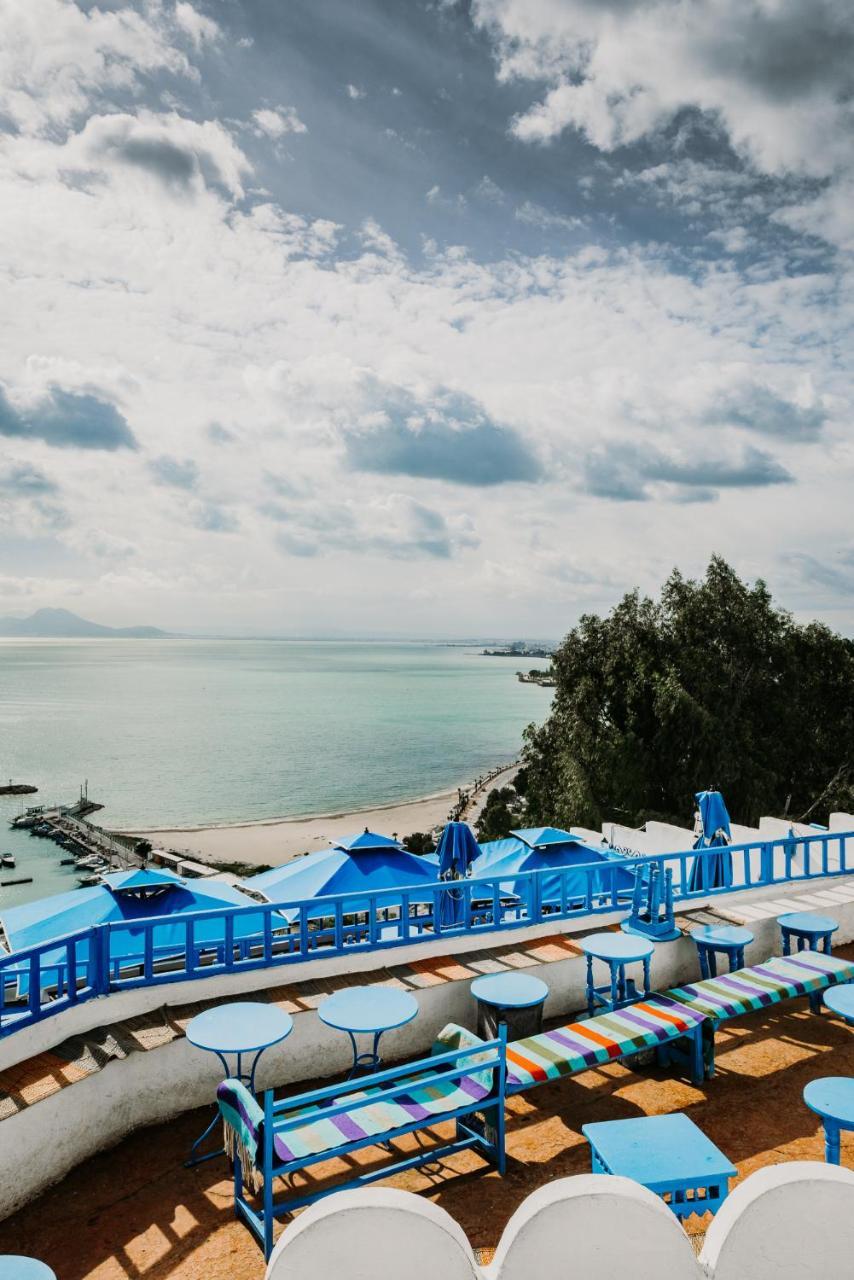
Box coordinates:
[701,1161,854,1280]
[265,1187,480,1280]
[485,1174,701,1280]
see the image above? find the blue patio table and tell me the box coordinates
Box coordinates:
[581,932,654,1017]
[583,1113,737,1219]
[778,911,838,956]
[824,982,854,1025]
[318,986,418,1077]
[690,925,754,979]
[0,1260,56,1280]
[185,1002,293,1167]
[471,972,549,1040]
[803,1077,854,1164]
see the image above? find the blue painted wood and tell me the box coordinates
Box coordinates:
[184,1002,293,1166]
[690,925,754,979]
[779,911,838,959]
[0,1259,56,1280]
[582,1113,736,1218]
[803,1077,854,1164]
[471,972,549,1009]
[581,931,655,1015]
[1,828,853,1039]
[318,986,418,1074]
[229,1029,508,1259]
[824,982,854,1025]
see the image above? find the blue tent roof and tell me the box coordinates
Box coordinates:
[242,843,440,918]
[107,867,184,895]
[435,822,481,878]
[2,869,257,955]
[511,827,578,849]
[471,834,634,906]
[333,830,404,852]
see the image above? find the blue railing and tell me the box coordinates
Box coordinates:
[1,828,852,1038]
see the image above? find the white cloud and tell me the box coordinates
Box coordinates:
[251,106,308,139]
[346,83,365,100]
[173,2,221,48]
[471,0,854,248]
[0,0,198,135]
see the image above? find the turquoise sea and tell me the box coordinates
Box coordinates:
[0,640,553,907]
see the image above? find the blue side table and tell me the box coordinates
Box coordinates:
[318,986,418,1076]
[779,911,838,956]
[471,972,549,1040]
[690,925,754,979]
[581,932,654,1017]
[185,1002,293,1167]
[803,1077,854,1164]
[0,1261,56,1280]
[583,1113,737,1218]
[824,983,854,1024]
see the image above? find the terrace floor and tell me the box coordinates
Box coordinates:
[2,945,853,1280]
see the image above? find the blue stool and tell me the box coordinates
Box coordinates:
[581,932,654,1017]
[824,983,854,1025]
[690,925,754,979]
[0,1260,56,1280]
[803,1077,854,1164]
[779,911,838,956]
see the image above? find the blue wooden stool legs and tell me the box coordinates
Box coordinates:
[824,1121,841,1165]
[586,954,595,1018]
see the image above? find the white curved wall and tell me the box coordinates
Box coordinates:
[266,1165,854,1280]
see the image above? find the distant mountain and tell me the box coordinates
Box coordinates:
[0,608,172,639]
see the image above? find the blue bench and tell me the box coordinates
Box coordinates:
[217,1023,506,1258]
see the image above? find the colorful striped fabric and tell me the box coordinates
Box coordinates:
[505,996,705,1092]
[664,952,854,1023]
[272,1041,492,1164]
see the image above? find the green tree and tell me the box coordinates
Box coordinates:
[522,557,854,829]
[476,786,523,841]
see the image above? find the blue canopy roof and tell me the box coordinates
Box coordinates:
[333,830,404,853]
[435,822,481,878]
[511,827,578,849]
[242,841,440,918]
[1,869,259,958]
[471,834,634,907]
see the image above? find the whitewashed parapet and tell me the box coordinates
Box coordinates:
[266,1164,854,1280]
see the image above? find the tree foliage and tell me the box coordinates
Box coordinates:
[522,557,854,829]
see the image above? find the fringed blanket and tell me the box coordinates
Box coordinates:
[217,1078,264,1190]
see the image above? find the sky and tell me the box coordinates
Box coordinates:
[0,0,851,638]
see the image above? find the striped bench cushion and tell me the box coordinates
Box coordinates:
[505,997,705,1091]
[272,1072,491,1164]
[664,952,854,1023]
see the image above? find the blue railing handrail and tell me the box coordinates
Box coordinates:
[1,827,852,1038]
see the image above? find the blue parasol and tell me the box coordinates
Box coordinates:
[689,790,734,891]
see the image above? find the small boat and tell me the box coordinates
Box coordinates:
[78,873,102,886]
[1,853,15,868]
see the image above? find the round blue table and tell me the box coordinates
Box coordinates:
[471,972,549,1039]
[803,1076,854,1164]
[185,1002,293,1167]
[318,986,418,1076]
[778,911,838,956]
[0,1260,56,1280]
[824,983,854,1024]
[690,925,754,979]
[581,932,655,1017]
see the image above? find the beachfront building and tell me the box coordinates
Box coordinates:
[1,804,854,1277]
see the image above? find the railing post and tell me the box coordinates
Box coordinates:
[760,842,774,885]
[94,924,111,995]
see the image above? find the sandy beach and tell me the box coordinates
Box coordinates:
[130,762,519,867]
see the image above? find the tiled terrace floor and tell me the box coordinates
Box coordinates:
[1,946,853,1280]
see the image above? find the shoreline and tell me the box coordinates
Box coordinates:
[126,761,519,867]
